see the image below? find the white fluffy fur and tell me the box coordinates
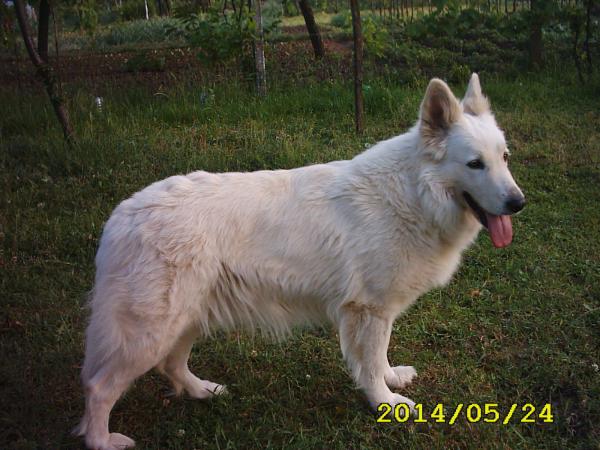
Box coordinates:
[75,75,523,449]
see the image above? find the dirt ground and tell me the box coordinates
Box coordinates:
[0,37,354,92]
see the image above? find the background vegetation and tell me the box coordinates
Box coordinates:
[1,0,599,449]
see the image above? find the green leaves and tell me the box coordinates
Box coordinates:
[171,6,280,66]
[329,11,390,59]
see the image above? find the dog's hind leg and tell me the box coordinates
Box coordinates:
[76,300,179,448]
[76,351,160,450]
[158,328,227,399]
[338,304,415,415]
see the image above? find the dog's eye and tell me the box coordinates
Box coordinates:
[467,159,485,169]
[503,152,509,163]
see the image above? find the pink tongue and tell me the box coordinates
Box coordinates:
[485,213,513,248]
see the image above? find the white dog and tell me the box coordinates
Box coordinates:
[75,74,524,449]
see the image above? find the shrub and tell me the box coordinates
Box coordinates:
[389,7,534,76]
[171,9,255,64]
[282,0,299,17]
[330,12,390,58]
[94,17,181,48]
[262,0,283,32]
[71,0,99,33]
[449,62,471,83]
[361,14,390,58]
[171,7,280,65]
[330,11,350,29]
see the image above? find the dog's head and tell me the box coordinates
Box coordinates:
[418,74,525,248]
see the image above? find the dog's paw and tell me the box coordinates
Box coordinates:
[371,393,416,417]
[391,393,416,419]
[108,433,135,449]
[87,433,135,450]
[187,379,228,399]
[384,365,417,389]
[211,383,228,396]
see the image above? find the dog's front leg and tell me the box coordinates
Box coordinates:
[384,362,418,390]
[338,304,415,414]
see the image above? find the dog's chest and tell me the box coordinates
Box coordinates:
[386,243,464,303]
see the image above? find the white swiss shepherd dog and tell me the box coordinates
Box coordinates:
[75,74,525,449]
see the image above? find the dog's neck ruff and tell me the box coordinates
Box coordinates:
[351,126,481,251]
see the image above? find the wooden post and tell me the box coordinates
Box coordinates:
[349,0,364,133]
[254,0,267,96]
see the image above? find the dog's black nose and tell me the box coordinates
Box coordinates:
[505,195,526,213]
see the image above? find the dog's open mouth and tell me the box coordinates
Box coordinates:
[463,192,513,248]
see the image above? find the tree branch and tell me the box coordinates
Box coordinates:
[14,0,75,142]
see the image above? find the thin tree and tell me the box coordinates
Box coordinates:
[14,0,74,142]
[529,0,543,67]
[584,0,593,75]
[156,0,171,15]
[254,0,267,96]
[349,0,364,133]
[571,9,585,84]
[298,0,325,58]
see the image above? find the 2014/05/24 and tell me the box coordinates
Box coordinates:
[376,403,554,424]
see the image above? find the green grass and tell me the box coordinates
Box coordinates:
[1,73,600,449]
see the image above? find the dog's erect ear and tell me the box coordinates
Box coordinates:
[419,78,461,142]
[462,73,490,116]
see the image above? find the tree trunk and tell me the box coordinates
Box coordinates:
[573,23,584,83]
[529,0,543,68]
[349,0,364,133]
[157,0,171,16]
[254,0,267,96]
[14,0,74,142]
[584,0,593,75]
[298,0,325,58]
[197,0,211,12]
[37,0,50,62]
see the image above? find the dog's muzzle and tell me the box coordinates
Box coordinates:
[505,195,526,214]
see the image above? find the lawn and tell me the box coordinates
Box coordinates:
[1,70,599,449]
